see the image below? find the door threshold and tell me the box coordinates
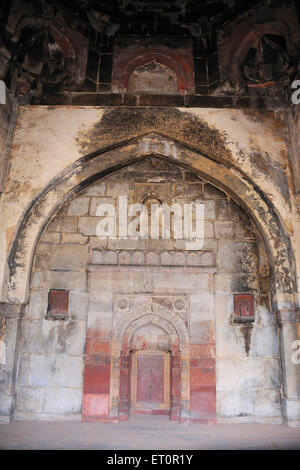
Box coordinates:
[131,408,170,416]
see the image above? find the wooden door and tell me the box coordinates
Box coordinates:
[137,354,164,404]
[131,350,170,414]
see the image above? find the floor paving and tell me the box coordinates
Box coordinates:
[0,415,300,450]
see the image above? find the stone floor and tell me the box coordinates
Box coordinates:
[0,416,300,449]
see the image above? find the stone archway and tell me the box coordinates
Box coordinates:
[6,132,299,426]
[6,132,297,312]
[111,44,194,93]
[109,301,190,423]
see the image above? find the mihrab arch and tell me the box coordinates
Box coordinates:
[7,132,297,314]
[108,301,190,422]
[5,131,300,427]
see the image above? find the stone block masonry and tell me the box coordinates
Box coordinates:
[11,157,282,423]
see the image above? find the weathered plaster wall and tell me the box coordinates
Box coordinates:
[0,105,299,424]
[287,105,300,309]
[0,106,298,306]
[287,106,300,194]
[0,92,14,194]
[0,92,18,423]
[13,163,281,422]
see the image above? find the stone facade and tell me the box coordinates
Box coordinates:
[10,161,281,423]
[0,90,14,195]
[0,0,299,428]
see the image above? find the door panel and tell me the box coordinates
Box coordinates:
[131,350,170,414]
[137,354,164,404]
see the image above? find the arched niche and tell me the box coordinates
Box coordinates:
[7,133,297,313]
[110,301,190,422]
[127,62,178,94]
[112,44,194,93]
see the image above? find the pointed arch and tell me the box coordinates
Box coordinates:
[109,301,190,421]
[112,301,189,353]
[6,132,297,311]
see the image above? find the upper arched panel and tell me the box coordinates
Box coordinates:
[6,133,297,310]
[111,39,195,94]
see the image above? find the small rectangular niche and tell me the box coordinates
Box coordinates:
[46,289,69,320]
[233,294,255,323]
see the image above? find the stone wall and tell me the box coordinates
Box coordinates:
[1,106,297,306]
[0,90,14,194]
[0,0,299,428]
[288,105,300,196]
[0,90,17,423]
[0,104,298,425]
[13,159,281,422]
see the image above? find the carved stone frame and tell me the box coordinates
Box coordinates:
[109,301,190,423]
[130,350,171,413]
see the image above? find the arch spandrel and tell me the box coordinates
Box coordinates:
[112,301,189,354]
